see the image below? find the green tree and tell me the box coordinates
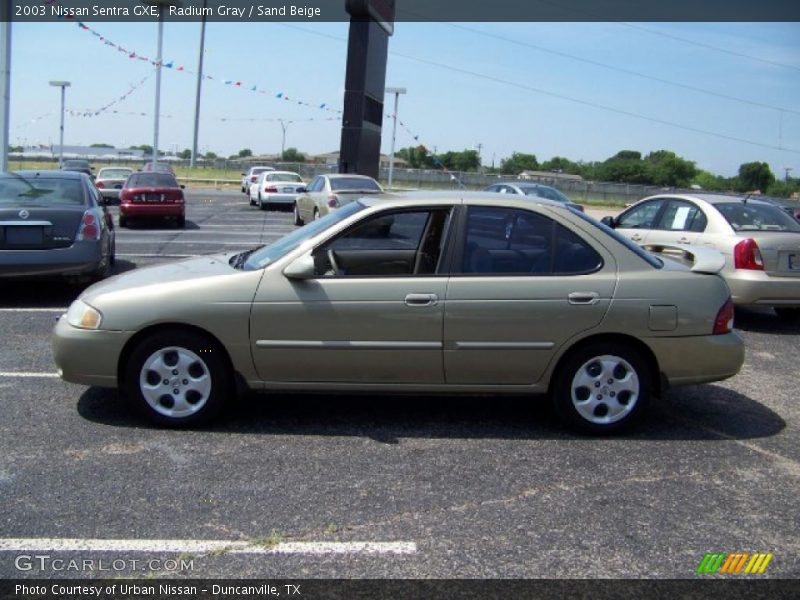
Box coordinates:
[238,148,253,158]
[437,150,480,172]
[766,179,800,198]
[135,144,153,155]
[645,150,697,187]
[204,151,218,160]
[396,145,432,169]
[737,162,775,193]
[178,148,192,159]
[500,152,539,175]
[595,150,648,184]
[90,143,115,148]
[540,156,580,174]
[281,147,305,162]
[692,170,731,192]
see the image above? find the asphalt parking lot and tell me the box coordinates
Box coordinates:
[0,189,798,579]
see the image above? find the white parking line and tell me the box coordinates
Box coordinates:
[0,372,59,378]
[0,308,66,312]
[0,538,417,555]
[117,253,196,258]
[118,241,263,246]
[116,230,286,236]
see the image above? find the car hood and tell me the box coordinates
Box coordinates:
[78,253,265,331]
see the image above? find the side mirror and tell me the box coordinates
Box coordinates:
[600,216,616,228]
[283,253,316,280]
[241,172,247,176]
[180,184,186,189]
[297,187,307,193]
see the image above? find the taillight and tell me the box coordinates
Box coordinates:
[95,181,105,189]
[327,194,339,208]
[76,211,101,241]
[251,176,258,182]
[713,298,735,335]
[733,238,764,270]
[265,186,278,193]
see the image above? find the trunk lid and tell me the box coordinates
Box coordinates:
[0,206,84,249]
[744,232,800,276]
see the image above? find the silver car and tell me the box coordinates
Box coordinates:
[53,192,743,434]
[94,167,134,202]
[603,193,800,320]
[294,174,383,225]
[1,170,115,281]
[485,182,585,212]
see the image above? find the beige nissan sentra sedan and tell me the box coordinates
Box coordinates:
[53,192,744,434]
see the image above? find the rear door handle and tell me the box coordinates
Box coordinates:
[568,292,600,305]
[677,238,691,245]
[405,293,438,307]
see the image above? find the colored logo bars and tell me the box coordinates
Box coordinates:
[696,552,773,575]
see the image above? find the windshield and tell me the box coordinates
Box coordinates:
[127,173,180,188]
[0,176,85,205]
[522,185,571,204]
[715,202,800,233]
[330,177,382,192]
[242,201,367,270]
[569,207,663,268]
[267,173,303,183]
[98,169,132,179]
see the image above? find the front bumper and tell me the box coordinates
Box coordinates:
[646,331,744,387]
[725,270,800,307]
[0,240,103,278]
[52,315,132,387]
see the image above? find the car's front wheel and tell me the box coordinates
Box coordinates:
[123,330,231,427]
[774,307,800,322]
[553,342,651,434]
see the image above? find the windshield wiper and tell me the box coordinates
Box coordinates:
[229,248,259,270]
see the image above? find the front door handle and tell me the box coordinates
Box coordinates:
[405,293,438,307]
[631,234,644,242]
[677,237,691,245]
[568,292,600,305]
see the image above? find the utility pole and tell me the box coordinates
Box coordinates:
[476,142,483,172]
[385,87,406,191]
[279,119,288,159]
[0,12,10,172]
[190,0,207,168]
[49,81,70,168]
[785,167,793,184]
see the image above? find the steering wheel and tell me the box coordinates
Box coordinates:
[327,249,341,275]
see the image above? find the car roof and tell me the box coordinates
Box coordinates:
[358,190,568,209]
[495,181,551,188]
[11,170,87,180]
[264,170,300,176]
[647,192,775,207]
[325,173,376,180]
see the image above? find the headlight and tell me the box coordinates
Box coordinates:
[66,299,103,330]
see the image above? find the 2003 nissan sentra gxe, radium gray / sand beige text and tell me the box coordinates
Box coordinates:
[52,192,744,434]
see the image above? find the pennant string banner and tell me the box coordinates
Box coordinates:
[66,72,153,118]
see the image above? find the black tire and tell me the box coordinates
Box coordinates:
[293,202,304,226]
[123,330,232,427]
[775,307,800,322]
[119,215,128,228]
[313,208,320,221]
[176,215,186,228]
[109,237,116,266]
[553,341,651,435]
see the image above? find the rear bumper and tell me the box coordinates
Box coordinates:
[0,240,103,278]
[726,270,800,307]
[120,203,184,218]
[646,332,744,387]
[261,193,301,205]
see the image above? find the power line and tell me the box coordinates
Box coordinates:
[282,25,800,155]
[446,23,800,116]
[618,23,800,73]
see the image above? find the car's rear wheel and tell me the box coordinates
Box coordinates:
[124,330,231,427]
[176,215,185,228]
[119,215,128,228]
[774,307,800,322]
[293,202,304,226]
[553,342,650,434]
[313,208,320,221]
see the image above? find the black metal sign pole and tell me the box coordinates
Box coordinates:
[339,0,395,179]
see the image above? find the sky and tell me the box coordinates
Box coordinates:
[7,20,800,177]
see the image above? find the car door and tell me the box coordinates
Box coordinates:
[444,205,616,385]
[613,198,666,245]
[298,176,322,221]
[249,207,453,384]
[644,198,708,246]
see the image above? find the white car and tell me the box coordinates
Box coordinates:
[603,193,800,320]
[249,171,306,211]
[240,166,274,194]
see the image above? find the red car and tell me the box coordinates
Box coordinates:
[119,172,185,228]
